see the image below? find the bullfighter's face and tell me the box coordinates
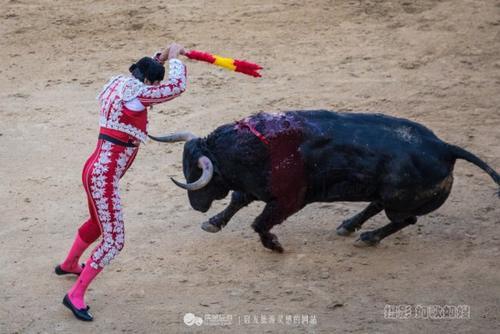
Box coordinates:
[182,140,230,212]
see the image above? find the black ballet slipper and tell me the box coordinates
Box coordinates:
[62,294,93,321]
[54,263,85,276]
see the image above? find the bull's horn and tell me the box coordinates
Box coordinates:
[148,131,198,142]
[171,156,214,191]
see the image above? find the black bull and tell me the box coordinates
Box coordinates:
[150,110,500,252]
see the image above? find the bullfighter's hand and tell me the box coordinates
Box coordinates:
[167,43,185,60]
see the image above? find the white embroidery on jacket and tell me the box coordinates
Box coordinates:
[97,59,186,143]
[98,76,147,142]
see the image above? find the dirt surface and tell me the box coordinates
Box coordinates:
[1,0,499,333]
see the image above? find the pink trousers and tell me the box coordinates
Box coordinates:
[77,139,138,269]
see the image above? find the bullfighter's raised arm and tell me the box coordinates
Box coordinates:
[137,58,187,106]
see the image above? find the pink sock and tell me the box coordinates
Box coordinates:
[67,258,102,309]
[60,233,91,274]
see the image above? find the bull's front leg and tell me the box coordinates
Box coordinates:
[336,201,384,236]
[201,191,254,233]
[251,201,293,253]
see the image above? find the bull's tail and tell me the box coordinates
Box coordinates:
[448,144,500,197]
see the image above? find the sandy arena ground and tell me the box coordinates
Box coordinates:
[1,0,499,333]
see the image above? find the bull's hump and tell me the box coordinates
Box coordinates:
[246,111,304,139]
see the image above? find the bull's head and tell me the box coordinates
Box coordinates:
[149,131,229,212]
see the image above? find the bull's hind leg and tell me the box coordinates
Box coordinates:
[251,201,296,253]
[201,192,254,233]
[336,202,384,236]
[354,215,417,247]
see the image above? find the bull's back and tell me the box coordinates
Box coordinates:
[295,110,439,146]
[292,110,454,202]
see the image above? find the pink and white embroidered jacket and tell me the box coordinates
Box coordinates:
[97,58,186,143]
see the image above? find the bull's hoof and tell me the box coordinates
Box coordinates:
[260,233,284,253]
[270,241,284,253]
[353,232,380,248]
[201,221,221,233]
[336,226,354,237]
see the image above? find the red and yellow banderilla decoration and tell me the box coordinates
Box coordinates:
[184,50,262,78]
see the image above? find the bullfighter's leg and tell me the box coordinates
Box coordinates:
[354,216,417,247]
[201,191,254,233]
[336,202,384,236]
[251,201,296,253]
